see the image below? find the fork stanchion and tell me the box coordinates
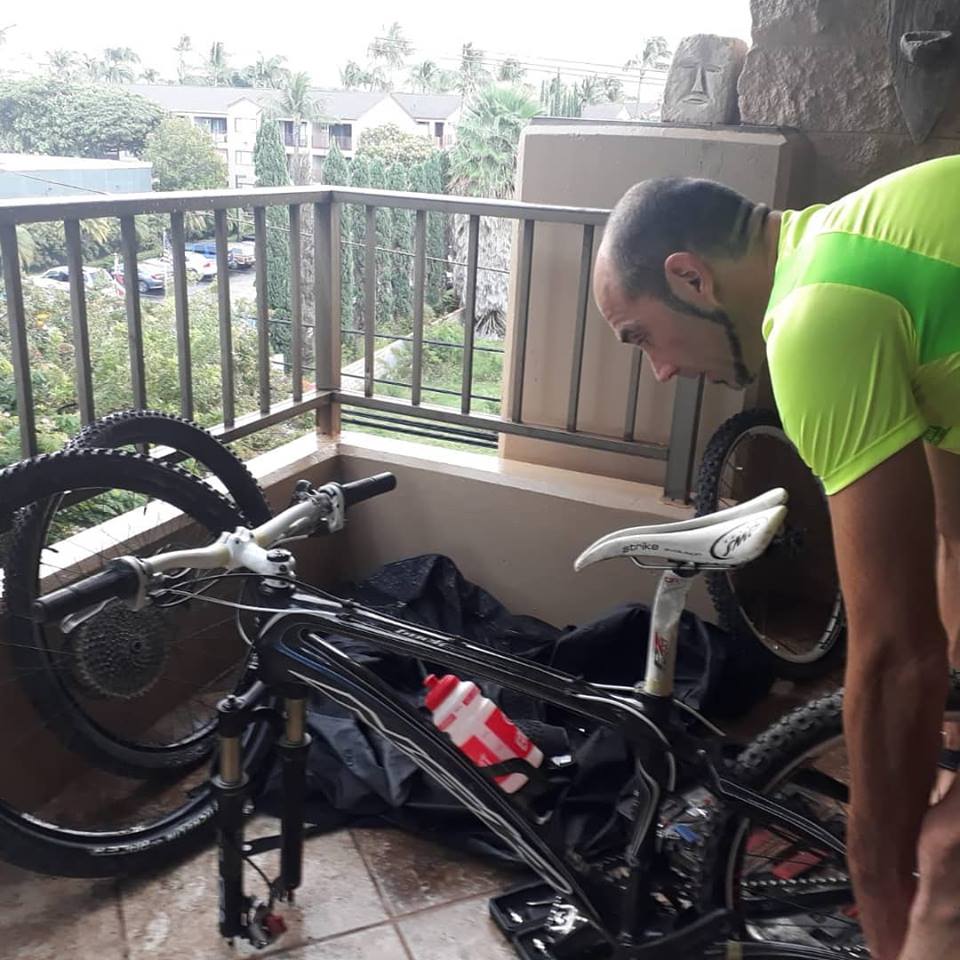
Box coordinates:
[279,686,311,900]
[215,692,250,942]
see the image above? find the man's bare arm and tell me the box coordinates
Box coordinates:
[829,440,948,960]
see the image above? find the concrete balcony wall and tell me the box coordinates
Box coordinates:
[260,432,713,627]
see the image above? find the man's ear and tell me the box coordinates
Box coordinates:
[664,252,715,301]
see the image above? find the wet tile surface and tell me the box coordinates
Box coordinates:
[120,821,387,959]
[351,827,522,916]
[0,861,124,960]
[398,895,517,960]
[288,924,410,959]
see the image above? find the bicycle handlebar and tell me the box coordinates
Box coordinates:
[32,560,144,623]
[31,473,397,623]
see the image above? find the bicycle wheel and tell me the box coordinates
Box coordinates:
[696,678,960,955]
[696,408,845,680]
[8,413,270,779]
[69,409,271,524]
[0,449,272,876]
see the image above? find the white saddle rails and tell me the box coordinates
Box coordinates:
[575,488,789,572]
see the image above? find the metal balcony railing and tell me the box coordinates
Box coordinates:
[0,186,704,500]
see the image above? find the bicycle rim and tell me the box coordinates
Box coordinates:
[721,708,960,954]
[0,450,266,874]
[710,423,842,667]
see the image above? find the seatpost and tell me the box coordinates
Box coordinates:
[641,569,697,700]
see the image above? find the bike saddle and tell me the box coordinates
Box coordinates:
[575,488,789,571]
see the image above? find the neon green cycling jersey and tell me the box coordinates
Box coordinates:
[763,155,960,495]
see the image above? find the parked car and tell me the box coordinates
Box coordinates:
[33,265,112,291]
[185,240,254,269]
[175,250,217,281]
[112,260,166,295]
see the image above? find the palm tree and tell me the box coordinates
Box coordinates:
[272,72,324,184]
[205,41,231,86]
[457,43,490,99]
[367,21,411,84]
[624,37,672,102]
[448,86,541,337]
[496,58,525,84]
[601,76,624,102]
[245,53,289,88]
[44,49,81,80]
[407,60,455,94]
[339,60,367,90]
[174,34,192,83]
[0,24,14,48]
[82,53,102,81]
[100,47,140,83]
[450,85,540,198]
[578,74,606,106]
[15,225,36,270]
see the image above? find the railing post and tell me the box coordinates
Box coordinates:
[119,215,147,411]
[169,211,193,421]
[664,376,705,503]
[254,206,271,415]
[214,209,235,428]
[314,198,341,438]
[460,215,480,415]
[289,203,303,403]
[0,224,37,457]
[64,219,95,425]
[508,220,535,423]
[363,205,377,398]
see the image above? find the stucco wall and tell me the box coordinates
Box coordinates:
[739,0,960,202]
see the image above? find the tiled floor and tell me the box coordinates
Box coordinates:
[0,823,529,960]
[0,671,843,960]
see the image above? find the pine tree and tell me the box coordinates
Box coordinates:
[253,118,291,353]
[320,142,355,335]
[366,156,394,330]
[387,162,412,322]
[423,153,446,310]
[349,155,370,333]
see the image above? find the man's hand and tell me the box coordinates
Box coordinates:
[829,440,948,960]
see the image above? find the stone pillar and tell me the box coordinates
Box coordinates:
[739,0,960,202]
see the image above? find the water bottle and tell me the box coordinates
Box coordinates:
[423,673,543,794]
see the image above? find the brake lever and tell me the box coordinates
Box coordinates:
[289,480,345,535]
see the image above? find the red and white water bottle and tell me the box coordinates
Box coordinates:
[423,674,543,794]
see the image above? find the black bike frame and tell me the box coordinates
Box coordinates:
[247,587,848,940]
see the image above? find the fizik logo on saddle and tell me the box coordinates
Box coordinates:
[710,517,765,560]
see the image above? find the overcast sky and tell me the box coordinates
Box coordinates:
[1,1,752,88]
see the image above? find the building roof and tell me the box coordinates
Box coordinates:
[126,84,266,114]
[392,93,461,120]
[313,89,393,121]
[580,100,659,120]
[127,84,407,122]
[0,153,151,171]
[128,84,462,123]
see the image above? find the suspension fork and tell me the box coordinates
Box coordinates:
[278,683,311,900]
[215,680,267,942]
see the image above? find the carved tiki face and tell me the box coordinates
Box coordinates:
[661,34,748,124]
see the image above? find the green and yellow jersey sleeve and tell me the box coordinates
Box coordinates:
[763,155,960,495]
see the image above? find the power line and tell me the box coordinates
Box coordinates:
[0,168,113,196]
[373,35,672,79]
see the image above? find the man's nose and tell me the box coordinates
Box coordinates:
[650,360,679,383]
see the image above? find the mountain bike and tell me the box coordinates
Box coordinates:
[20,461,887,958]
